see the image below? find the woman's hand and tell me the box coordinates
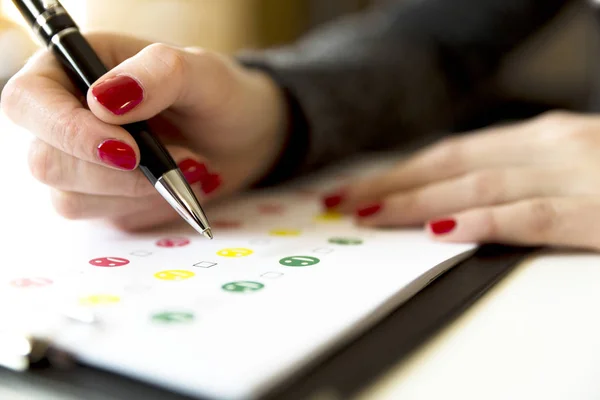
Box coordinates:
[323,111,600,252]
[1,33,288,231]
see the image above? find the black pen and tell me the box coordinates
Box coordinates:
[12,0,213,239]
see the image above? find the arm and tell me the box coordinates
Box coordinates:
[239,0,572,186]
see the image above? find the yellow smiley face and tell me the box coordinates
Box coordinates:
[217,248,254,258]
[79,294,121,306]
[269,229,301,237]
[313,211,343,222]
[154,270,196,281]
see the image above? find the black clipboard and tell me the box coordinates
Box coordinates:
[0,243,535,400]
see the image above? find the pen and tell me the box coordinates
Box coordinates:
[12,0,213,240]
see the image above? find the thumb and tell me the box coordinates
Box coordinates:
[87,43,237,124]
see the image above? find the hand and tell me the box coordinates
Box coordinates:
[323,111,600,252]
[1,33,287,231]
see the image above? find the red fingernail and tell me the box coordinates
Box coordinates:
[429,218,457,235]
[178,159,208,185]
[92,75,144,115]
[322,192,345,209]
[356,203,382,218]
[201,173,222,195]
[97,140,136,170]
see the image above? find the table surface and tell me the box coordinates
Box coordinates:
[1,114,599,400]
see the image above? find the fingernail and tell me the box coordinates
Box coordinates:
[201,173,222,195]
[178,159,209,185]
[97,140,136,170]
[92,75,144,115]
[322,192,345,209]
[356,203,382,218]
[429,218,457,235]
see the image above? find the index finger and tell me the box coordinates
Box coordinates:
[0,33,152,170]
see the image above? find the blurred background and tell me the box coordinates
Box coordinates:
[0,0,376,90]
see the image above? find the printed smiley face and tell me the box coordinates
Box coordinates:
[269,229,301,237]
[156,237,191,248]
[222,281,264,293]
[152,311,195,324]
[328,237,363,245]
[154,270,196,281]
[279,256,321,267]
[10,277,53,288]
[79,294,121,306]
[217,248,254,258]
[89,257,130,267]
[314,211,343,222]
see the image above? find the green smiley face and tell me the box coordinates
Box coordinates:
[222,281,265,293]
[328,237,363,245]
[279,256,320,267]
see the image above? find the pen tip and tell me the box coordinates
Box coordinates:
[203,228,214,240]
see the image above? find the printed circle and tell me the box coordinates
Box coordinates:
[217,248,254,258]
[79,294,121,306]
[152,311,195,324]
[222,281,265,293]
[89,257,130,267]
[10,277,53,288]
[314,211,343,222]
[156,237,191,248]
[154,270,195,281]
[328,237,363,245]
[269,229,301,237]
[279,256,321,267]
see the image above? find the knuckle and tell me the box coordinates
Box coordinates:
[468,171,504,204]
[51,190,83,220]
[428,136,464,174]
[535,110,572,127]
[527,199,558,236]
[0,76,26,118]
[143,43,187,78]
[28,140,61,186]
[51,108,86,156]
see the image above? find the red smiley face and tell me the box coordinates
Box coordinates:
[10,277,53,288]
[89,257,130,267]
[156,237,191,248]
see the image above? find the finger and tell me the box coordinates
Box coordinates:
[28,140,220,197]
[323,122,541,211]
[1,34,156,170]
[2,56,140,171]
[425,197,600,251]
[87,43,236,123]
[354,167,573,227]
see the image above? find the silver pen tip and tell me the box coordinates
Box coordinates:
[155,169,212,238]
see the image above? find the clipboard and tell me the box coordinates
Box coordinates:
[0,243,535,400]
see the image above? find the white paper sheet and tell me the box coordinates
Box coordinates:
[0,116,475,399]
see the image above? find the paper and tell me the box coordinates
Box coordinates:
[0,119,475,399]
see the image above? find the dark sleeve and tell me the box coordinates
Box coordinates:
[238,0,572,187]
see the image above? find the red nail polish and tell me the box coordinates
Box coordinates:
[97,140,136,170]
[92,75,144,115]
[322,192,345,209]
[356,203,382,218]
[178,159,208,185]
[429,218,457,235]
[201,173,222,195]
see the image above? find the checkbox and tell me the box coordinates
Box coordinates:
[130,251,152,257]
[261,272,283,279]
[313,248,334,254]
[194,261,217,268]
